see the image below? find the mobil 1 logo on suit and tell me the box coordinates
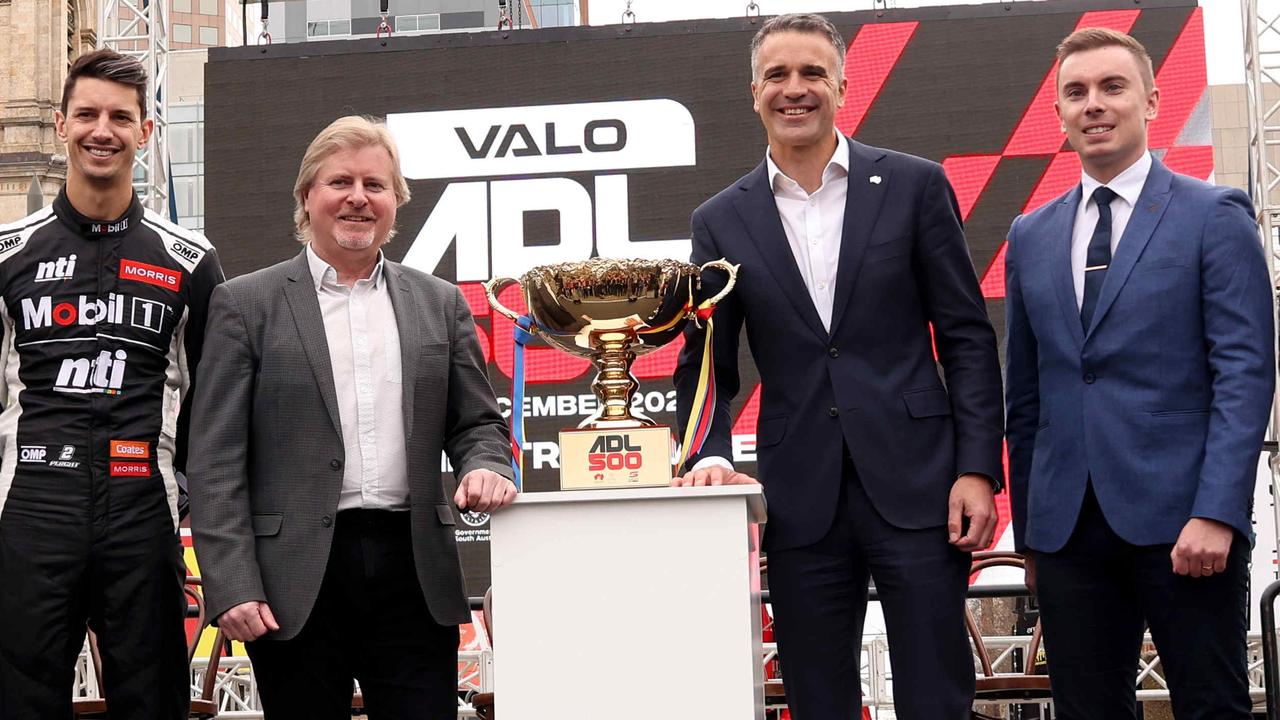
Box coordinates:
[20,293,170,333]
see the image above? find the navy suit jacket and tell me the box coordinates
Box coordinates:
[674,138,1004,552]
[1005,157,1275,553]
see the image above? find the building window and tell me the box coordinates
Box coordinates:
[198,0,215,15]
[173,23,192,43]
[307,18,350,37]
[199,25,218,44]
[170,101,205,232]
[173,0,190,13]
[529,0,573,27]
[394,13,439,33]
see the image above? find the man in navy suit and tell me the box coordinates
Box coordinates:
[671,13,1004,718]
[1005,28,1274,719]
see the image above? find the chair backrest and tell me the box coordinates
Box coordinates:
[198,628,228,704]
[184,577,208,665]
[470,587,496,720]
[483,586,494,645]
[79,576,222,717]
[86,628,106,694]
[966,551,1043,678]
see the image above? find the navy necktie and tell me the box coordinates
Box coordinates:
[1080,186,1117,331]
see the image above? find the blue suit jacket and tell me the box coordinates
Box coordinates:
[1005,158,1275,553]
[675,138,1004,552]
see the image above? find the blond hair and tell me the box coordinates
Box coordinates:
[1056,27,1155,92]
[293,115,411,244]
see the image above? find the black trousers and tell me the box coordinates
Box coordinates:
[766,458,974,720]
[246,509,460,720]
[1035,484,1251,720]
[0,500,189,719]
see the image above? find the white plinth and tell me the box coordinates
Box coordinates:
[490,485,767,720]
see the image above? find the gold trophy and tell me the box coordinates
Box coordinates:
[485,258,738,490]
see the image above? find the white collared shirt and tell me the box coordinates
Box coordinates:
[305,244,409,511]
[765,131,850,332]
[1072,152,1152,309]
[693,132,849,473]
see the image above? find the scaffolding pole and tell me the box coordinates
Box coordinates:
[1244,0,1280,564]
[98,0,168,214]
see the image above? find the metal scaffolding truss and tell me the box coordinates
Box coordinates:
[76,646,494,718]
[73,633,1271,716]
[1243,0,1280,539]
[98,0,168,213]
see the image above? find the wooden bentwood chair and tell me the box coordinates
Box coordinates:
[966,551,1051,719]
[470,588,496,719]
[74,576,228,719]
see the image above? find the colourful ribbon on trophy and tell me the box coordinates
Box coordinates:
[635,299,695,336]
[676,302,719,469]
[509,314,535,491]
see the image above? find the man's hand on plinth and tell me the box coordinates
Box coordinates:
[671,465,758,487]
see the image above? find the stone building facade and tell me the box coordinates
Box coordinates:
[0,0,95,219]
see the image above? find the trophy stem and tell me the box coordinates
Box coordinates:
[581,331,654,429]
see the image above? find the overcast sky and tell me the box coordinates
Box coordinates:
[587,0,1245,86]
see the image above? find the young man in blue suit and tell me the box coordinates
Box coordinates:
[1005,28,1274,719]
[671,13,1004,719]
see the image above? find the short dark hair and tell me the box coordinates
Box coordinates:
[1056,27,1154,92]
[750,13,846,81]
[61,49,149,119]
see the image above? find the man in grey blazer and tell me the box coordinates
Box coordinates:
[188,115,516,719]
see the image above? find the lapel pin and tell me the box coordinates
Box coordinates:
[869,175,882,185]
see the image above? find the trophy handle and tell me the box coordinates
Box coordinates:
[483,277,523,323]
[698,259,740,308]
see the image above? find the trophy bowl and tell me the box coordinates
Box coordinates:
[485,257,737,430]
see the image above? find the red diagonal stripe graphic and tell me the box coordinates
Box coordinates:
[1162,145,1214,180]
[942,155,1001,221]
[1002,10,1140,156]
[978,151,1082,298]
[732,383,762,436]
[1148,8,1206,149]
[1021,151,1083,214]
[835,22,918,137]
[980,243,1007,300]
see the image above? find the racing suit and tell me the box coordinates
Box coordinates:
[0,189,223,718]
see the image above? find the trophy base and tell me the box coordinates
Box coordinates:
[558,426,672,490]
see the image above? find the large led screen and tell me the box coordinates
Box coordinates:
[206,0,1208,592]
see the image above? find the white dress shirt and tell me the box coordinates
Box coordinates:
[1072,152,1152,309]
[766,132,850,333]
[306,244,409,511]
[693,132,849,472]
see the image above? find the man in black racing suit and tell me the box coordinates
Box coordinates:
[0,49,223,718]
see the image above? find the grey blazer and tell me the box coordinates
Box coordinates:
[188,250,512,639]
